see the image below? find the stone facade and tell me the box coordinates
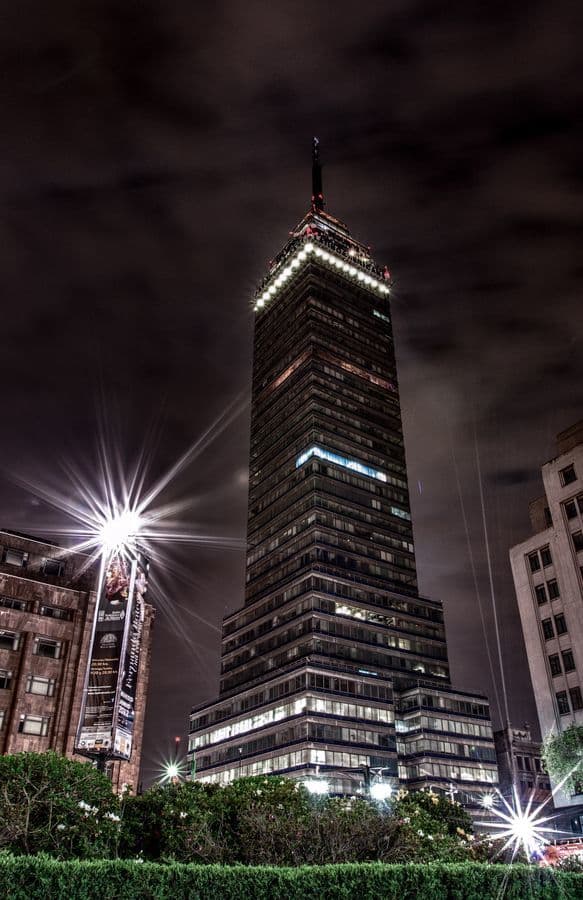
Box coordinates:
[509,422,583,822]
[0,530,154,793]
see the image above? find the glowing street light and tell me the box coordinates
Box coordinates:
[369,781,393,802]
[304,778,329,795]
[478,786,557,860]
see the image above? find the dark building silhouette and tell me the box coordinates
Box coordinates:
[188,144,498,802]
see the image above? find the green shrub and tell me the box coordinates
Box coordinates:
[0,752,120,859]
[0,858,581,900]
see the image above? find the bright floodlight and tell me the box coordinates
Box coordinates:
[304,778,329,795]
[166,763,180,779]
[98,508,143,555]
[478,786,557,860]
[370,781,393,802]
[480,792,497,810]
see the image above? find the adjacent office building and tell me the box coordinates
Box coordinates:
[493,724,551,804]
[188,144,498,803]
[509,422,583,827]
[0,530,154,792]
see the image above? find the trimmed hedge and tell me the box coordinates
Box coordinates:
[0,858,581,900]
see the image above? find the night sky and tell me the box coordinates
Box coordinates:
[1,2,583,785]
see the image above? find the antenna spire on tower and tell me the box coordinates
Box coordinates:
[311,137,324,211]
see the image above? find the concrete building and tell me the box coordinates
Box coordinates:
[188,144,498,806]
[493,724,551,804]
[509,421,583,829]
[0,530,154,792]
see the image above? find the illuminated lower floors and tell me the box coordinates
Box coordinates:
[188,670,499,807]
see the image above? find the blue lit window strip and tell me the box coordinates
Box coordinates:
[296,445,386,481]
[296,445,411,522]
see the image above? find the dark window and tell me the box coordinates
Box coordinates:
[0,596,27,612]
[556,691,570,715]
[560,465,577,486]
[544,506,553,527]
[578,496,583,516]
[540,547,552,567]
[528,553,540,573]
[517,756,524,770]
[549,654,562,676]
[33,637,61,659]
[2,548,28,568]
[0,670,12,690]
[562,650,576,673]
[565,500,578,520]
[573,532,583,552]
[40,605,73,622]
[570,687,583,711]
[42,558,64,577]
[555,614,568,636]
[542,619,554,640]
[0,631,20,651]
[547,580,560,600]
[535,585,547,605]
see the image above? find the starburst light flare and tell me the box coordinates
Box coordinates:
[477,785,558,861]
[13,397,247,576]
[158,756,188,784]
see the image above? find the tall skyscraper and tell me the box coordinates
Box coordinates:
[509,421,583,829]
[189,143,498,802]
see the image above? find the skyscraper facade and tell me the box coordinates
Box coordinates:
[188,145,498,801]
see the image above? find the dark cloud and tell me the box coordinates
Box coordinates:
[1,0,582,780]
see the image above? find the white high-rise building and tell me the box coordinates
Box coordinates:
[509,421,583,826]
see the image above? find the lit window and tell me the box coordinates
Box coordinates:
[18,714,49,736]
[562,650,576,673]
[0,631,20,651]
[556,691,570,715]
[2,548,28,568]
[0,670,12,690]
[296,445,389,483]
[33,637,62,659]
[560,465,577,487]
[26,675,56,696]
[549,654,562,677]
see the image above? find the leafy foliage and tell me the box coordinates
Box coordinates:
[120,778,490,865]
[0,857,582,900]
[0,752,121,859]
[542,725,583,794]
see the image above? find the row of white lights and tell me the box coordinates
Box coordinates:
[303,778,393,802]
[254,241,390,312]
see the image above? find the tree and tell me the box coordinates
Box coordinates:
[542,725,583,794]
[0,752,121,859]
